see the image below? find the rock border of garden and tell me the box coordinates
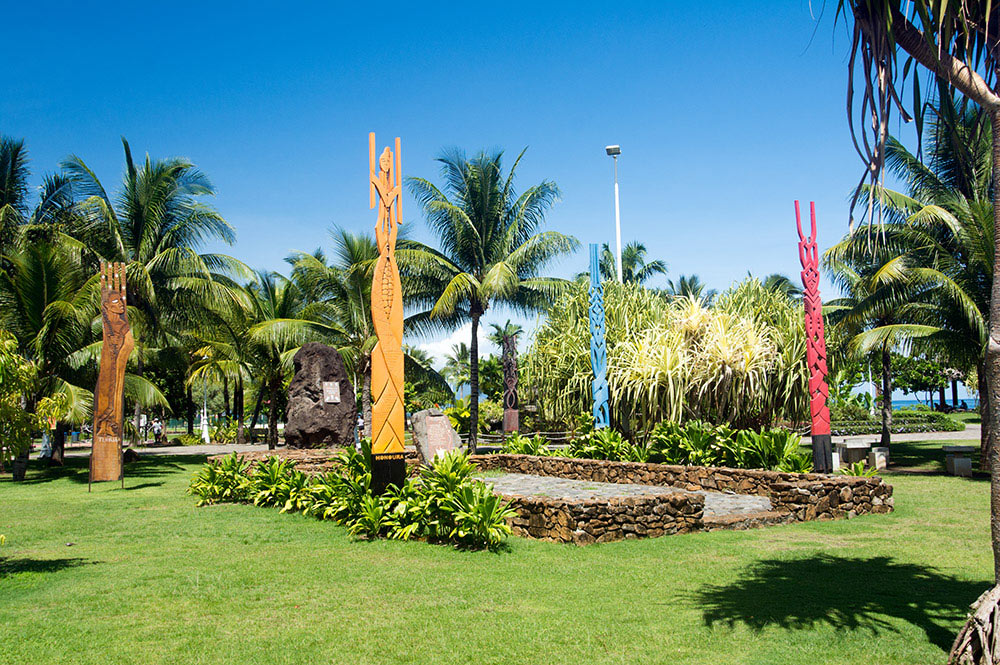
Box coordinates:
[471,454,893,543]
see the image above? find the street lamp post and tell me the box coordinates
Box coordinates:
[605,145,623,283]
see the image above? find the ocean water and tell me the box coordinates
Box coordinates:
[892,397,978,410]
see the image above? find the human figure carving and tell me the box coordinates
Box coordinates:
[369,134,405,481]
[91,261,134,482]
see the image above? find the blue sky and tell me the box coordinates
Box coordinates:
[6,1,948,397]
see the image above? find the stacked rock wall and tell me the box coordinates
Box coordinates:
[507,492,704,545]
[472,454,893,522]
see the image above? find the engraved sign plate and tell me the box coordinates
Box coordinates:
[322,381,341,404]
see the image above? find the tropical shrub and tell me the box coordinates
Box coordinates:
[188,447,513,550]
[501,432,555,456]
[187,452,252,505]
[522,279,808,434]
[570,428,648,462]
[839,461,878,478]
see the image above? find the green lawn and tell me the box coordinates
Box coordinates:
[0,445,991,665]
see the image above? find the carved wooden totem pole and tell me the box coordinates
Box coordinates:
[795,201,833,473]
[588,244,610,429]
[369,133,406,493]
[91,261,134,485]
[502,334,519,433]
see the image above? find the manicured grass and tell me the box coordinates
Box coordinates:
[951,411,982,424]
[0,447,992,665]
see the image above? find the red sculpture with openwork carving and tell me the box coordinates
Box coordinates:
[796,201,833,473]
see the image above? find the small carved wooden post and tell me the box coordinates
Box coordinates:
[588,244,610,429]
[502,334,519,432]
[90,261,134,485]
[369,133,406,493]
[796,201,833,473]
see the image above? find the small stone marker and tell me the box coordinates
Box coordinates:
[868,449,887,471]
[412,408,461,464]
[322,381,341,404]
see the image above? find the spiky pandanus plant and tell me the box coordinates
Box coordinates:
[405,148,578,452]
[522,279,808,436]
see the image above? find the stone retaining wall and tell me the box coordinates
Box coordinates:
[506,492,703,545]
[472,454,893,522]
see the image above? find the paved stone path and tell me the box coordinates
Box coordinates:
[477,472,772,518]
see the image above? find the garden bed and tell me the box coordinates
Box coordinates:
[472,454,894,529]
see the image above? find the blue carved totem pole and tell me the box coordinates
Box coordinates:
[588,244,610,428]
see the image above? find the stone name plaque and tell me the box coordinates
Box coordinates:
[322,381,341,404]
[425,416,455,460]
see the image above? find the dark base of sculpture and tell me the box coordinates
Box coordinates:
[503,409,519,433]
[371,454,405,495]
[811,433,833,474]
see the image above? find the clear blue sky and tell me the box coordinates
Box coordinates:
[7,1,944,397]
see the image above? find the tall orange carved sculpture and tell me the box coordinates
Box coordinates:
[369,133,406,493]
[91,261,134,484]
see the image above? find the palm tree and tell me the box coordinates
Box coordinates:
[0,136,29,254]
[826,99,992,457]
[245,271,334,448]
[406,148,578,451]
[0,241,166,462]
[288,227,446,436]
[442,342,471,392]
[599,241,667,285]
[837,0,1000,585]
[665,274,716,305]
[61,138,246,437]
[824,252,903,447]
[762,273,803,300]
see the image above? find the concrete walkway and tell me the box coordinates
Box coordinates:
[478,472,773,519]
[807,423,980,446]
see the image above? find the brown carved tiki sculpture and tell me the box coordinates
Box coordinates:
[91,261,134,482]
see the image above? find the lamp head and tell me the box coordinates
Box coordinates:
[605,145,621,156]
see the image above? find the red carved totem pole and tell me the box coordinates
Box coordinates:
[796,201,833,473]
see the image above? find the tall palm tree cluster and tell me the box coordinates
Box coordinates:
[823,98,992,456]
[0,136,580,458]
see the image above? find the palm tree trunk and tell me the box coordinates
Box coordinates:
[880,346,892,448]
[223,375,230,419]
[952,379,959,407]
[235,376,245,445]
[48,422,68,466]
[267,375,281,450]
[362,356,372,439]
[468,308,481,453]
[987,110,1000,583]
[248,380,265,442]
[186,385,194,435]
[132,356,144,444]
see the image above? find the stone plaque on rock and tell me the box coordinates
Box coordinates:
[285,343,357,448]
[322,381,341,404]
[412,408,461,464]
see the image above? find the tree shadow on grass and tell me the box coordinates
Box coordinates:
[885,440,988,480]
[7,454,202,486]
[695,555,985,651]
[0,556,93,579]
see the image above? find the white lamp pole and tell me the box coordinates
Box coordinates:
[606,145,623,283]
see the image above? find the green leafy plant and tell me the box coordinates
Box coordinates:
[187,452,251,505]
[839,461,878,478]
[250,456,298,508]
[448,481,515,550]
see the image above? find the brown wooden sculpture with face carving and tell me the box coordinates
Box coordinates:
[90,261,134,483]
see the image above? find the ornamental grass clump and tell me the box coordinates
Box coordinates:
[187,448,514,551]
[522,278,808,433]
